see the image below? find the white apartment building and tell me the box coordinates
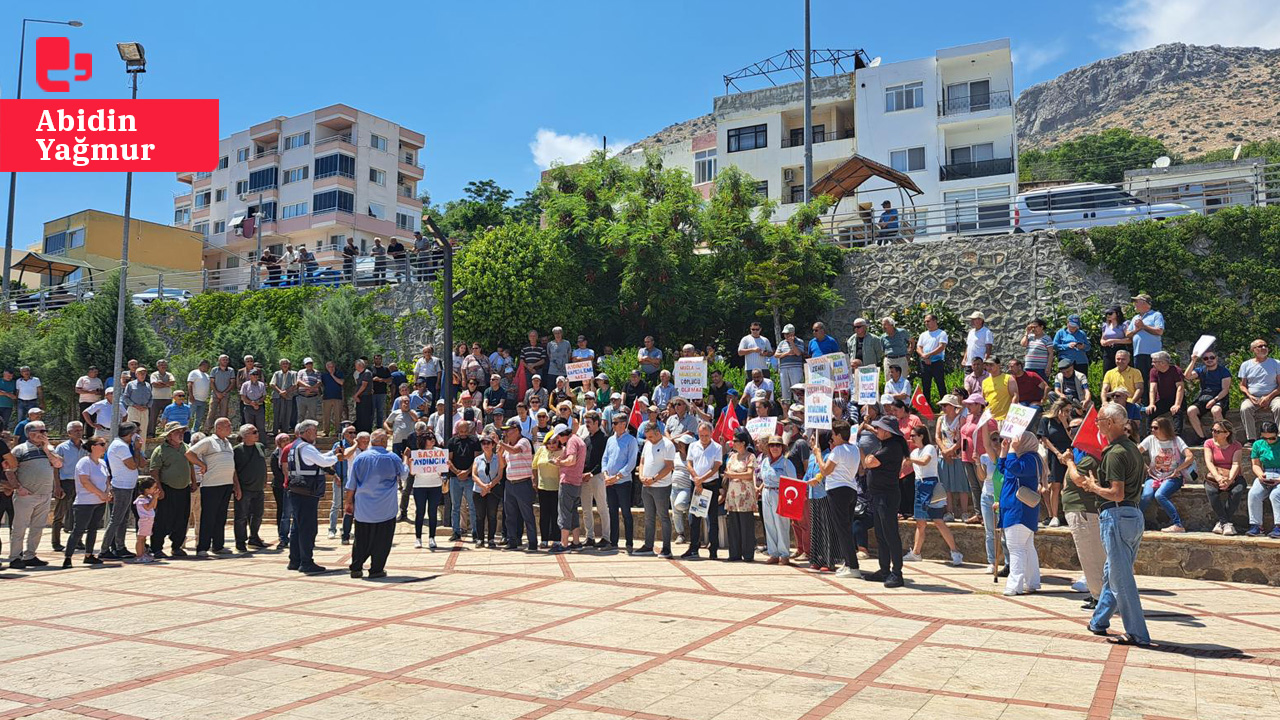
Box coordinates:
[619,39,1017,237]
[173,103,424,279]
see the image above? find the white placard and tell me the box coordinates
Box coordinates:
[675,358,706,399]
[689,489,714,518]
[805,383,833,430]
[411,448,449,475]
[746,417,779,441]
[805,355,836,387]
[999,404,1038,440]
[1192,334,1216,359]
[565,361,595,383]
[830,353,851,392]
[856,367,880,405]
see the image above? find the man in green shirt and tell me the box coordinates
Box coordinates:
[233,424,270,553]
[149,422,195,558]
[1073,402,1150,647]
[1059,418,1104,609]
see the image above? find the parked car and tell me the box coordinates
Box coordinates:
[131,288,194,305]
[8,289,93,312]
[1013,182,1195,232]
[263,267,345,288]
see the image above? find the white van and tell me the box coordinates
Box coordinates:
[1013,182,1195,232]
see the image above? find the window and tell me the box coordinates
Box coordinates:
[755,181,769,197]
[193,221,210,237]
[396,211,416,230]
[43,232,66,254]
[174,206,190,224]
[788,125,826,146]
[370,134,387,151]
[727,124,767,153]
[328,234,345,250]
[268,243,284,256]
[281,201,309,219]
[248,167,278,192]
[945,79,991,113]
[884,82,924,112]
[213,220,226,234]
[249,201,276,221]
[194,171,212,180]
[313,189,354,214]
[367,202,386,220]
[235,180,248,195]
[215,188,226,202]
[218,156,229,170]
[789,185,805,204]
[889,147,926,173]
[369,168,386,185]
[694,149,717,184]
[236,147,250,162]
[948,142,994,166]
[944,185,1011,232]
[67,228,84,248]
[283,166,309,184]
[402,150,415,164]
[193,191,211,209]
[226,256,240,270]
[314,153,355,179]
[283,131,310,150]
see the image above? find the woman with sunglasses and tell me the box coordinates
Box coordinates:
[404,424,444,549]
[471,433,505,548]
[64,436,111,567]
[1202,420,1244,535]
[1138,415,1194,533]
[1246,421,1280,538]
[1099,306,1131,373]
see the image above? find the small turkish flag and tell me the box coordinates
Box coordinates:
[714,402,741,443]
[911,384,935,421]
[778,476,806,521]
[628,396,647,430]
[1071,404,1109,459]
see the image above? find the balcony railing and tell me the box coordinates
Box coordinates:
[315,169,355,181]
[397,185,416,199]
[316,134,353,147]
[779,127,854,148]
[253,148,279,160]
[939,157,1014,181]
[937,90,1012,117]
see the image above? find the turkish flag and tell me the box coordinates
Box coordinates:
[628,396,647,430]
[515,360,529,404]
[1072,404,1109,459]
[713,403,741,444]
[778,476,806,520]
[911,385,935,421]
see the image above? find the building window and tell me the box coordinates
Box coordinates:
[283,166,309,184]
[43,232,66,254]
[727,124,767,153]
[328,234,345,250]
[369,168,386,185]
[313,189,354,214]
[68,228,84,248]
[402,150,415,164]
[395,212,416,230]
[283,131,310,150]
[314,153,356,179]
[249,201,276,222]
[371,134,387,151]
[948,142,995,166]
[192,191,211,209]
[755,181,769,198]
[218,156,229,170]
[268,243,284,256]
[193,221,209,237]
[945,80,992,113]
[235,180,248,195]
[213,220,226,234]
[215,188,227,202]
[282,201,309,219]
[367,202,386,220]
[694,149,717,184]
[885,82,924,112]
[248,167,278,192]
[226,256,240,269]
[236,147,250,162]
[174,206,190,224]
[890,147,926,173]
[789,185,805,204]
[788,125,826,146]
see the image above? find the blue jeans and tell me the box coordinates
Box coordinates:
[760,487,791,559]
[1139,477,1184,527]
[274,486,293,546]
[372,394,387,428]
[670,485,692,536]
[328,477,347,535]
[288,493,320,568]
[980,491,1003,565]
[1247,479,1280,526]
[503,480,538,548]
[18,398,39,418]
[1092,506,1150,644]
[190,400,207,434]
[448,475,474,536]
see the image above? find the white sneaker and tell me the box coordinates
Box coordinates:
[856,550,870,560]
[834,566,862,579]
[903,551,922,562]
[1003,589,1021,596]
[414,538,422,549]
[1071,578,1089,593]
[327,531,337,540]
[428,538,438,549]
[1212,522,1224,535]
[1048,517,1061,527]
[676,535,685,544]
[949,551,963,567]
[1223,522,1238,536]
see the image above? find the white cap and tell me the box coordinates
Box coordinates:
[302,357,314,365]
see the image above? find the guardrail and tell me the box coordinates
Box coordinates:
[938,90,1012,117]
[315,134,353,147]
[779,128,855,148]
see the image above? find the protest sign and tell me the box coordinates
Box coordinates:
[675,358,707,399]
[746,417,780,441]
[830,353,851,391]
[999,404,1038,440]
[805,383,833,430]
[856,367,880,405]
[410,448,449,475]
[805,355,835,387]
[565,361,595,383]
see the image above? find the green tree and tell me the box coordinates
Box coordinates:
[1188,139,1280,166]
[744,197,845,339]
[295,287,375,386]
[1020,129,1170,184]
[211,318,279,371]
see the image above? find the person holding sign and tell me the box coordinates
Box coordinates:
[683,422,723,559]
[996,432,1046,596]
[403,427,444,549]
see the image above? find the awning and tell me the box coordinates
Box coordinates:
[9,251,98,278]
[809,154,924,201]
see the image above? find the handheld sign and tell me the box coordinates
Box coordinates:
[999,404,1038,440]
[805,383,833,430]
[830,353,851,392]
[675,358,707,399]
[1192,334,1216,359]
[411,448,449,475]
[746,417,780,442]
[805,355,835,387]
[689,489,714,518]
[856,367,880,405]
[565,361,595,384]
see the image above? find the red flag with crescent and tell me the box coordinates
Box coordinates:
[1071,404,1109,459]
[778,476,806,520]
[911,384,935,421]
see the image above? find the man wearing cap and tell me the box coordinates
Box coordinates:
[964,312,994,367]
[50,422,88,553]
[1054,316,1092,375]
[102,422,146,560]
[295,358,322,424]
[572,334,596,368]
[233,424,270,553]
[345,429,406,578]
[5,419,62,569]
[149,421,196,557]
[861,416,908,587]
[82,387,116,439]
[665,396,698,438]
[776,324,807,403]
[1125,293,1164,380]
[270,359,298,435]
[240,369,268,437]
[13,406,43,445]
[500,418,538,550]
[602,393,625,427]
[846,318,884,371]
[550,423,586,552]
[602,414,638,550]
[524,374,550,410]
[1053,358,1092,410]
[719,387,748,425]
[738,321,774,378]
[287,419,342,572]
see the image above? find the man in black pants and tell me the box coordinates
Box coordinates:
[914,313,949,407]
[346,430,405,579]
[813,421,861,578]
[149,422,195,557]
[862,416,907,587]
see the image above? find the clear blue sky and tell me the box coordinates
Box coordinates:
[0,0,1195,248]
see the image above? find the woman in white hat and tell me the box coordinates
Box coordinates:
[935,394,971,522]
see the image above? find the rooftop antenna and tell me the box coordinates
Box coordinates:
[868,56,882,67]
[1232,144,1243,161]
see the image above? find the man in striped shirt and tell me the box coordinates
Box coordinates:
[499,419,537,550]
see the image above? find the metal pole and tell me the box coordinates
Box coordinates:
[2,21,30,310]
[802,0,813,202]
[424,216,454,444]
[252,192,263,290]
[108,70,139,444]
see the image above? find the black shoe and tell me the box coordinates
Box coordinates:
[398,514,410,523]
[287,563,300,571]
[62,558,72,568]
[117,550,136,559]
[862,570,888,582]
[448,533,461,542]
[247,538,267,548]
[170,547,188,558]
[25,557,48,567]
[98,550,118,560]
[152,549,168,559]
[52,543,65,553]
[9,558,26,570]
[350,568,363,579]
[883,574,905,588]
[1082,596,1099,610]
[503,543,520,550]
[300,564,327,574]
[680,549,699,559]
[86,555,104,565]
[276,541,288,550]
[709,550,719,560]
[236,545,250,555]
[368,570,387,579]
[997,565,1010,578]
[486,542,498,549]
[214,547,234,555]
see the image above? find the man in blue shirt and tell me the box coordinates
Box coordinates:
[808,322,841,358]
[1125,293,1165,380]
[344,429,406,579]
[160,391,193,441]
[320,361,345,437]
[602,415,638,549]
[877,200,900,245]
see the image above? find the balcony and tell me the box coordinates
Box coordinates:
[779,127,854,148]
[939,157,1014,182]
[397,184,417,199]
[249,149,279,169]
[937,90,1012,117]
[398,159,425,178]
[316,133,353,148]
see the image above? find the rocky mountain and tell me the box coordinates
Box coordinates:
[1016,43,1280,156]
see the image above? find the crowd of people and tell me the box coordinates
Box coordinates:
[4,296,1280,649]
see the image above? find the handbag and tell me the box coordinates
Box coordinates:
[1016,485,1041,508]
[929,478,948,505]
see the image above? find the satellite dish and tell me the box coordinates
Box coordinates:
[1152,156,1171,168]
[1232,144,1243,161]
[868,56,881,68]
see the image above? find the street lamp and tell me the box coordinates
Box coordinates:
[107,42,146,445]
[422,215,465,443]
[1,18,83,310]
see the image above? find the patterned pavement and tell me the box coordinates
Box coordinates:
[2,525,1279,720]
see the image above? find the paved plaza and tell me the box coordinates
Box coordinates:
[1,526,1279,720]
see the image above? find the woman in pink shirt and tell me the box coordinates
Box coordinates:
[1203,420,1244,535]
[959,392,995,525]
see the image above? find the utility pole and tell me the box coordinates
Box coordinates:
[251,192,264,290]
[802,0,813,202]
[109,44,145,444]
[423,215,464,444]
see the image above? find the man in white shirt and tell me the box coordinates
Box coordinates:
[744,368,775,404]
[636,425,676,558]
[186,360,212,435]
[682,422,723,559]
[74,367,104,417]
[15,366,43,418]
[814,421,863,578]
[1238,338,1280,440]
[186,417,241,557]
[101,422,146,559]
[964,312,995,366]
[914,314,949,406]
[150,359,176,437]
[82,388,115,438]
[738,322,774,376]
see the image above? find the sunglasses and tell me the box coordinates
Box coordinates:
[1212,428,1229,434]
[1203,356,1216,361]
